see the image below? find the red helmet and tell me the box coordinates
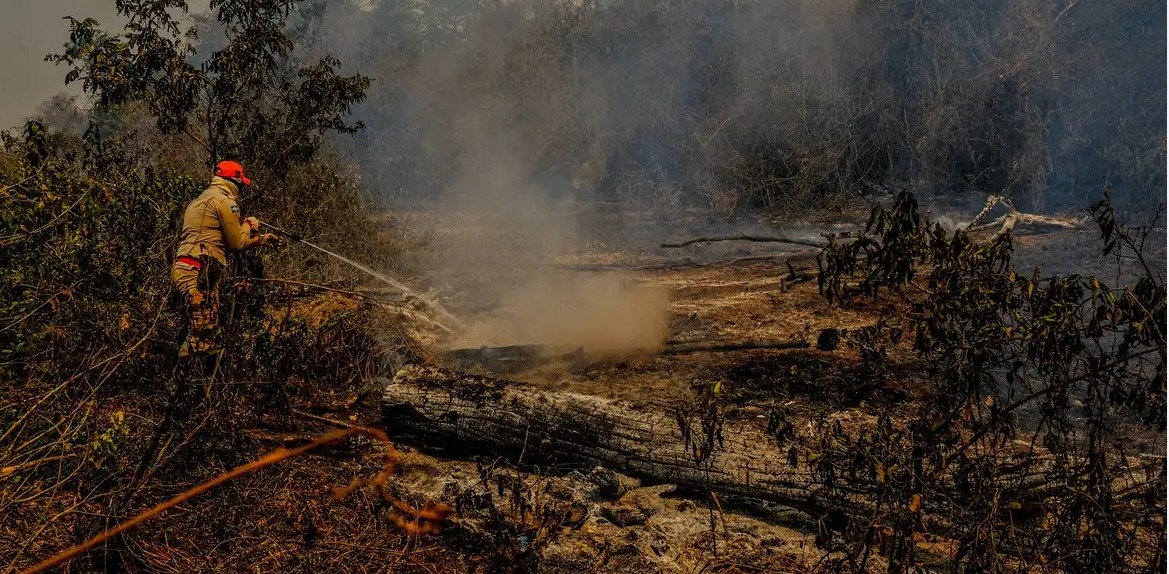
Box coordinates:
[214,160,252,186]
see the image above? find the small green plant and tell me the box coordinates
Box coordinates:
[89,410,131,471]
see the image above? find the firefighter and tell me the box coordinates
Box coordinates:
[172,160,278,359]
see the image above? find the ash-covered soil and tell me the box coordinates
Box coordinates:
[382,258,910,572]
[364,197,1164,572]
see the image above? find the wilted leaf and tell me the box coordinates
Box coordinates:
[908,494,922,513]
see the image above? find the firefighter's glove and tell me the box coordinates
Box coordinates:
[256,233,282,248]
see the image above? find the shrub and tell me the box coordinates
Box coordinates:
[804,190,1166,572]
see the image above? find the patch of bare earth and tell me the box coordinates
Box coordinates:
[388,247,915,572]
[379,213,1163,572]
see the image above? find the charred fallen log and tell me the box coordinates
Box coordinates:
[441,337,824,372]
[660,234,828,249]
[660,339,809,354]
[545,249,822,272]
[440,344,585,372]
[380,364,1158,547]
[381,365,867,517]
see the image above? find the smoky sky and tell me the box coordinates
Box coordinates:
[292,0,1165,211]
[0,1,114,128]
[0,0,210,129]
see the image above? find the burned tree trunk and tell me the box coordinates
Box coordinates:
[382,365,865,516]
[440,338,816,372]
[660,235,828,249]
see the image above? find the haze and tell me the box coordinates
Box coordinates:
[0,0,208,129]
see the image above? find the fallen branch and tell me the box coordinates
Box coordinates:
[291,408,364,429]
[241,429,354,449]
[661,234,826,249]
[964,195,1085,239]
[441,337,817,371]
[312,283,456,336]
[249,277,377,301]
[546,249,822,272]
[661,339,810,355]
[0,454,76,478]
[782,261,817,288]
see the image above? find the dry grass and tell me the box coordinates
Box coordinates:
[0,289,472,574]
[17,426,447,574]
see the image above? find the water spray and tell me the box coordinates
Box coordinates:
[256,220,465,332]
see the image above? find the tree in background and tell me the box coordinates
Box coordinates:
[292,0,1165,213]
[47,0,369,175]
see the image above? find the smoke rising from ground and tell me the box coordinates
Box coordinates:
[427,139,672,352]
[283,0,1164,349]
[454,272,670,354]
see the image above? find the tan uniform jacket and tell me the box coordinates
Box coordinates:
[175,176,258,266]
